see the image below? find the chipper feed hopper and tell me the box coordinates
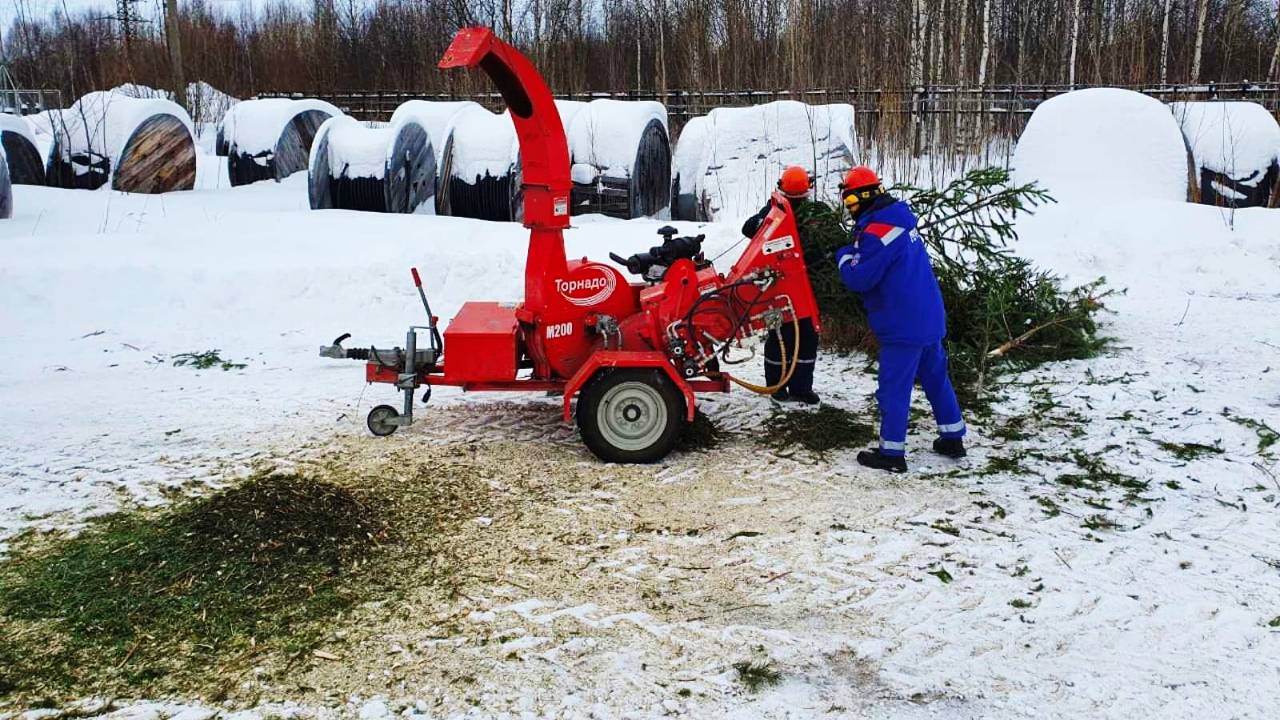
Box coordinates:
[321,26,821,463]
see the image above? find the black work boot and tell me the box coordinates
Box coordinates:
[771,389,792,403]
[857,449,908,473]
[933,437,967,459]
[791,390,821,405]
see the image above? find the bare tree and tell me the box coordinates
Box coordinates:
[1068,0,1082,87]
[1191,0,1210,82]
[1270,0,1280,80]
[164,0,186,111]
[910,0,928,87]
[1159,0,1173,84]
[977,0,993,86]
[7,0,1279,103]
[930,0,947,83]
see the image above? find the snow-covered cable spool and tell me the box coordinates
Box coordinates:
[45,92,196,193]
[222,98,340,186]
[676,101,857,222]
[0,142,11,218]
[1012,88,1190,203]
[389,100,478,167]
[564,99,671,219]
[435,104,520,221]
[308,116,436,214]
[0,114,46,185]
[1171,101,1280,209]
[670,116,710,221]
[388,100,483,209]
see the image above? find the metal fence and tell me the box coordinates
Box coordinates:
[259,81,1280,123]
[258,81,1280,181]
[0,88,62,116]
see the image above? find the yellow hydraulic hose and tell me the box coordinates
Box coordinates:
[727,315,802,395]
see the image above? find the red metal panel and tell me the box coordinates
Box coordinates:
[442,302,520,382]
[366,364,398,384]
[727,190,822,331]
[560,350,705,423]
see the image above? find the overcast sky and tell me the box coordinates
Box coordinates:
[2,0,255,38]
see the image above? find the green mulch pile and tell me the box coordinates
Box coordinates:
[796,167,1112,408]
[765,404,877,460]
[0,461,483,704]
[677,409,727,452]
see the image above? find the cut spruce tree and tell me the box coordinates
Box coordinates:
[797,166,1112,407]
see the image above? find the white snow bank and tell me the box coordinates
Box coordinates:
[566,99,667,178]
[388,100,480,165]
[1172,101,1280,176]
[0,112,37,147]
[1013,88,1189,202]
[680,101,857,220]
[222,98,341,155]
[53,92,193,170]
[311,116,394,180]
[447,105,518,181]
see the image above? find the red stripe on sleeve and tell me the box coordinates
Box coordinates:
[863,222,897,238]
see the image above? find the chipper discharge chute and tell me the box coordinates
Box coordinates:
[321,26,821,463]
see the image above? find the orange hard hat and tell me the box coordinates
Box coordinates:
[840,166,881,193]
[777,166,812,197]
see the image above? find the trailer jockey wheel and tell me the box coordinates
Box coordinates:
[577,369,685,463]
[367,404,400,437]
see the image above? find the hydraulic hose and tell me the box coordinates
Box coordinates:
[727,315,801,395]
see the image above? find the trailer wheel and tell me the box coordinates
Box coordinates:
[367,404,400,436]
[577,369,685,463]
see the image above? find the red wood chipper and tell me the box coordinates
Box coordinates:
[321,27,821,463]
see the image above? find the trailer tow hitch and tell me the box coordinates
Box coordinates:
[319,268,442,436]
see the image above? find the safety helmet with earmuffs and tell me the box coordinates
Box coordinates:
[839,166,883,215]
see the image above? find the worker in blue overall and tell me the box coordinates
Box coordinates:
[834,166,966,472]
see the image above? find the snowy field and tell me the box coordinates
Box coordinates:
[2,173,1280,719]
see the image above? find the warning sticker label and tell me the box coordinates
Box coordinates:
[763,236,795,255]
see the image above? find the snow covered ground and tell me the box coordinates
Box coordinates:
[2,173,1279,718]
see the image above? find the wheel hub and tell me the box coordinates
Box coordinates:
[598,381,668,452]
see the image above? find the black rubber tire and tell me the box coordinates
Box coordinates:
[576,368,685,464]
[367,404,400,436]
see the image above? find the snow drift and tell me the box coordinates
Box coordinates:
[45,92,197,194]
[1172,101,1280,208]
[0,113,46,185]
[564,99,671,218]
[221,98,340,186]
[1013,88,1190,203]
[308,116,436,214]
[671,101,857,222]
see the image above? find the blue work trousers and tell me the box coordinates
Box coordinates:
[877,342,966,456]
